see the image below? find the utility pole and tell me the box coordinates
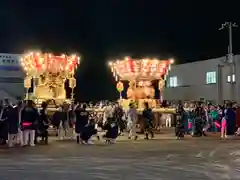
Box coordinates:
[219,22,238,101]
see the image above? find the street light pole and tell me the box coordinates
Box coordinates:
[219,22,238,101]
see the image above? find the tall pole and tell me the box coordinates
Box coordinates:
[71,88,74,103]
[219,22,238,101]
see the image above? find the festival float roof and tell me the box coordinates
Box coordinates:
[108,56,174,81]
[20,52,80,76]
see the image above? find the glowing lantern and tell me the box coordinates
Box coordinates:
[69,77,76,88]
[116,81,124,92]
[24,77,31,89]
[158,79,165,91]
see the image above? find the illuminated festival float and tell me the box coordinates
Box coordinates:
[108,56,174,110]
[21,52,80,106]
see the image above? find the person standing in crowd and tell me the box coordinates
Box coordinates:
[175,105,185,139]
[103,103,114,124]
[68,103,77,140]
[8,101,23,147]
[202,105,210,135]
[142,102,154,140]
[226,102,236,137]
[127,102,138,140]
[0,99,13,145]
[21,100,39,147]
[209,105,219,133]
[192,103,206,137]
[75,103,89,144]
[113,103,125,135]
[59,103,70,140]
[52,106,64,137]
[38,102,50,144]
[221,109,228,139]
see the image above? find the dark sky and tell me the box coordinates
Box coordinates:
[1,1,240,101]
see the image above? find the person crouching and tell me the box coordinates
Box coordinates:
[80,119,98,144]
[102,117,119,144]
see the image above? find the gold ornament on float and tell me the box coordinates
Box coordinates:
[158,79,165,91]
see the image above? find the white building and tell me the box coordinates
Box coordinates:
[0,53,25,102]
[163,55,240,104]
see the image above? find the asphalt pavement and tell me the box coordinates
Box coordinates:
[0,133,240,180]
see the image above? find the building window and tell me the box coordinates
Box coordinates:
[206,71,216,84]
[227,75,231,82]
[169,76,178,87]
[227,74,235,83]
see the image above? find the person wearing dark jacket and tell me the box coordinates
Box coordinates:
[0,99,13,145]
[80,119,97,144]
[52,106,64,137]
[68,104,76,139]
[21,100,39,147]
[192,106,205,137]
[226,103,236,136]
[60,103,70,139]
[8,101,23,147]
[175,106,185,139]
[38,102,50,144]
[142,102,154,140]
[75,104,89,143]
[103,117,119,144]
[113,105,125,135]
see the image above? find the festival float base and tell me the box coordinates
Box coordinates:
[26,81,72,111]
[88,98,177,114]
[35,98,71,108]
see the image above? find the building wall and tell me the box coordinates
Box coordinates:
[163,55,240,103]
[0,53,25,99]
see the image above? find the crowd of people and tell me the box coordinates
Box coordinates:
[0,98,239,148]
[175,101,239,139]
[0,99,155,147]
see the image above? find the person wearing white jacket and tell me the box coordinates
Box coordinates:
[103,105,114,124]
[127,103,138,140]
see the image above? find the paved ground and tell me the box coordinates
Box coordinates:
[0,134,240,180]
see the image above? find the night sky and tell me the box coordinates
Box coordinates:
[1,1,240,101]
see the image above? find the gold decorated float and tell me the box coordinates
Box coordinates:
[108,56,174,112]
[21,52,80,106]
